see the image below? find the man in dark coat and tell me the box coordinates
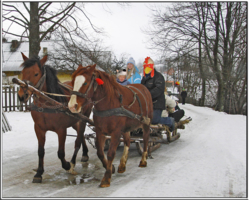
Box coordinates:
[141,57,175,131]
[181,88,187,105]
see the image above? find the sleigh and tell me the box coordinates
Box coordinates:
[82,118,190,157]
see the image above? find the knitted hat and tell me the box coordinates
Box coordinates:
[143,57,155,77]
[117,69,127,77]
[127,57,135,66]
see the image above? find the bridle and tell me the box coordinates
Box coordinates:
[22,66,46,96]
[70,73,105,108]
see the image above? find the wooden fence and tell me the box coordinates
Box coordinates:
[2,85,33,112]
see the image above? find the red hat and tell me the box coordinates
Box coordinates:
[143,57,155,77]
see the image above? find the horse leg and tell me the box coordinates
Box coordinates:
[33,124,46,183]
[81,107,92,162]
[139,124,150,167]
[118,132,130,173]
[71,122,88,165]
[70,123,82,166]
[100,132,121,188]
[56,129,76,174]
[96,132,108,169]
[80,121,89,162]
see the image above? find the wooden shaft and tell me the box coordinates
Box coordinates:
[149,143,161,152]
[12,78,94,126]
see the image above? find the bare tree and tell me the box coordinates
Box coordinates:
[144,3,210,106]
[144,2,247,114]
[3,2,102,57]
[201,2,247,112]
[49,32,128,73]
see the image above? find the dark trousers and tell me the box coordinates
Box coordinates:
[169,109,184,122]
[182,97,186,104]
[152,109,174,129]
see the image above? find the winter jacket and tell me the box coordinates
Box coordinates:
[141,69,166,110]
[161,94,177,117]
[127,66,141,84]
[181,91,187,98]
[116,78,131,86]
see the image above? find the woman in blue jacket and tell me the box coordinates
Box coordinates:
[126,57,141,84]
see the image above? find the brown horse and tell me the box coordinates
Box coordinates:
[17,53,92,183]
[68,64,153,187]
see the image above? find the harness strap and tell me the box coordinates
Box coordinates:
[42,91,71,97]
[58,82,73,89]
[93,107,141,121]
[34,68,46,90]
[31,103,65,113]
[125,86,143,117]
[125,86,137,108]
[126,85,149,118]
[70,73,96,98]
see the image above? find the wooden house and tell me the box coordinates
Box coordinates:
[2,40,74,84]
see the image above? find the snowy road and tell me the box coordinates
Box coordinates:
[2,104,247,198]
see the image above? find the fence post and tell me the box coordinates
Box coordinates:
[8,87,11,111]
[13,86,16,111]
[17,86,20,111]
[4,87,7,112]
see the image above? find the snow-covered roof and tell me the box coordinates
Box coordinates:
[2,40,63,72]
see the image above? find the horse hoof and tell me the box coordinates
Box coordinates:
[118,166,126,173]
[99,181,110,188]
[81,156,89,162]
[139,161,147,168]
[67,162,77,175]
[112,165,115,174]
[32,177,42,183]
[68,169,78,175]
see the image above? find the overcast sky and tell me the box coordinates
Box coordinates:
[3,2,172,65]
[84,2,161,64]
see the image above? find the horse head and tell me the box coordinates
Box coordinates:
[18,52,47,103]
[68,64,98,113]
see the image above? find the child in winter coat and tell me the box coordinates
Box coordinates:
[162,87,185,122]
[126,57,141,84]
[116,69,131,86]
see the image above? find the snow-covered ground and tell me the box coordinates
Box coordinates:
[1,104,247,198]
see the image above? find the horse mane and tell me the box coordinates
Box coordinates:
[95,70,123,103]
[45,65,68,103]
[21,56,67,103]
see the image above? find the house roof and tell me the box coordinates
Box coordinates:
[2,40,110,72]
[2,40,63,72]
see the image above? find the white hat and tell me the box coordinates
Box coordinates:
[117,69,127,77]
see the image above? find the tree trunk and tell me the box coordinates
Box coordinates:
[213,3,224,111]
[197,3,205,106]
[29,2,40,57]
[222,3,232,113]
